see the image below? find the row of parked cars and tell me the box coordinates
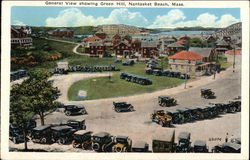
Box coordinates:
[151,98,241,127]
[52,65,120,75]
[14,123,240,153]
[120,72,152,85]
[10,69,28,81]
[145,68,190,79]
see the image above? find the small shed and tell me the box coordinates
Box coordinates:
[57,61,69,70]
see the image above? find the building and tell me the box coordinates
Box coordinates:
[86,42,106,57]
[169,50,213,76]
[140,42,159,58]
[215,39,230,54]
[166,42,185,55]
[48,28,74,37]
[113,41,131,58]
[98,24,142,35]
[188,47,215,62]
[11,26,33,47]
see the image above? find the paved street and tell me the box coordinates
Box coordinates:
[10,54,241,152]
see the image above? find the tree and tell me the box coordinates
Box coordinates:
[10,83,35,150]
[26,69,60,125]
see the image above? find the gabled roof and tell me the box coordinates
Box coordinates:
[141,42,158,48]
[188,47,213,58]
[176,39,187,45]
[216,39,229,46]
[83,36,101,42]
[167,42,185,48]
[169,50,203,60]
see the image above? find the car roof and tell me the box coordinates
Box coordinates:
[116,135,128,139]
[152,129,175,141]
[33,125,51,131]
[194,140,206,147]
[158,95,169,98]
[132,141,148,148]
[222,142,241,150]
[201,88,210,90]
[51,125,72,131]
[93,132,111,137]
[67,119,85,123]
[74,130,92,135]
[178,132,191,139]
[167,110,179,114]
[177,108,190,112]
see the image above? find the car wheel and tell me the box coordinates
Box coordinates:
[102,144,106,152]
[81,110,87,115]
[13,137,18,144]
[159,121,164,127]
[58,138,66,145]
[92,143,100,151]
[41,137,47,144]
[231,107,236,113]
[116,147,122,152]
[65,111,71,116]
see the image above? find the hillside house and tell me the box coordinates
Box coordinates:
[188,47,215,62]
[113,41,131,58]
[169,50,214,76]
[48,28,74,37]
[140,42,159,58]
[11,26,33,47]
[166,42,185,55]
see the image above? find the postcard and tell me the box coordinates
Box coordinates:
[1,0,249,160]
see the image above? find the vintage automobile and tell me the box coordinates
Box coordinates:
[228,100,241,112]
[176,108,192,123]
[180,73,190,79]
[92,132,114,152]
[66,119,86,130]
[112,136,132,152]
[152,130,176,152]
[122,60,134,66]
[176,132,192,152]
[158,96,177,107]
[131,141,149,152]
[200,88,215,99]
[201,106,214,119]
[120,72,152,85]
[64,105,87,116]
[113,102,134,112]
[9,124,26,144]
[51,125,76,145]
[184,107,203,121]
[31,125,52,144]
[10,69,28,81]
[72,130,93,149]
[212,142,241,153]
[114,59,122,63]
[231,138,241,144]
[151,110,172,127]
[193,140,209,153]
[212,103,228,114]
[53,68,68,75]
[166,110,181,124]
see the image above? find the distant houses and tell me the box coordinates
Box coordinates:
[11,26,33,47]
[48,28,74,37]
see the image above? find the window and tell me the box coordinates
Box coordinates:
[188,60,191,64]
[173,59,175,62]
[176,65,178,69]
[181,65,184,69]
[189,66,192,72]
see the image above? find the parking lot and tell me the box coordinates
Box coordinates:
[9,54,241,152]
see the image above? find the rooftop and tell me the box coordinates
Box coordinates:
[169,50,203,60]
[188,47,213,58]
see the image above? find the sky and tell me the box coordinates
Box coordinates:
[11,7,241,28]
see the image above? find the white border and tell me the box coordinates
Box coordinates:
[1,1,249,160]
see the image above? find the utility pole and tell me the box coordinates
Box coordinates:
[184,66,188,89]
[233,46,236,72]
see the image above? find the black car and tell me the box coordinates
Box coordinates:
[31,125,52,144]
[122,60,134,66]
[212,142,241,153]
[193,140,209,153]
[64,105,87,116]
[131,141,149,152]
[166,110,181,124]
[113,102,134,112]
[176,132,191,152]
[51,125,76,145]
[92,132,114,152]
[66,119,86,130]
[72,130,93,149]
[177,108,192,123]
[9,124,26,144]
[200,88,215,99]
